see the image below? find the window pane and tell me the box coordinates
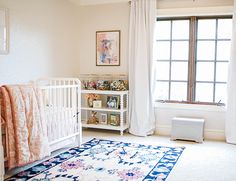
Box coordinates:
[155,62,170,80]
[172,20,190,39]
[155,82,169,100]
[156,21,171,40]
[196,62,214,81]
[155,41,170,60]
[218,19,232,39]
[172,41,189,60]
[171,62,188,81]
[217,41,231,61]
[170,82,187,101]
[215,83,227,104]
[155,17,231,104]
[195,83,213,102]
[197,19,216,39]
[197,41,215,60]
[216,62,228,82]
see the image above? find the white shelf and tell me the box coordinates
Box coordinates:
[81,106,127,112]
[82,123,129,131]
[81,89,128,95]
[81,89,129,135]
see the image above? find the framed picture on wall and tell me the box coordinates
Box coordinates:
[0,8,8,54]
[96,30,120,66]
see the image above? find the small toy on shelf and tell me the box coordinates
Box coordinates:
[87,111,99,124]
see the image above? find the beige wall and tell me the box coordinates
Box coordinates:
[76,0,233,140]
[157,0,234,17]
[76,0,234,7]
[157,0,233,9]
[0,0,80,84]
[78,2,129,75]
[77,0,234,75]
[1,0,232,83]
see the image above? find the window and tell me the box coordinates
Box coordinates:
[154,16,232,105]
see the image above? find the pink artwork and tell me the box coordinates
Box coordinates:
[96,30,120,66]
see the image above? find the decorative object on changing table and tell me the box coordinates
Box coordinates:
[110,114,120,126]
[87,80,97,90]
[79,74,97,90]
[78,74,128,91]
[87,111,99,124]
[96,80,110,90]
[93,100,102,108]
[110,80,128,91]
[110,74,128,90]
[100,113,108,124]
[85,94,101,107]
[107,96,119,109]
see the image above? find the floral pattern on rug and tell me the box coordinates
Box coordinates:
[5,138,185,181]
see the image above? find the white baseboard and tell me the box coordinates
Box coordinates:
[204,129,225,141]
[155,125,171,136]
[155,125,225,141]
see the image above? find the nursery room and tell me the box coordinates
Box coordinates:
[0,0,236,180]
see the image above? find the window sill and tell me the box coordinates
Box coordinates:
[154,102,226,112]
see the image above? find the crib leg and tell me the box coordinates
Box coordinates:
[77,120,82,147]
[0,124,4,181]
[0,145,4,181]
[77,136,81,147]
[77,131,82,147]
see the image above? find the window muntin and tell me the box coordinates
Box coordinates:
[154,16,232,105]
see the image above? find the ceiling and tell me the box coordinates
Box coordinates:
[68,0,128,6]
[68,0,233,7]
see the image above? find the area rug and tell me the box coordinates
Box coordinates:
[6,138,185,181]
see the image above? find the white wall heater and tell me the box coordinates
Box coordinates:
[171,117,205,143]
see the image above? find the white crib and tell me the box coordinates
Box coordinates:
[0,78,82,180]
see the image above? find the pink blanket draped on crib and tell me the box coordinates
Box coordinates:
[0,85,50,169]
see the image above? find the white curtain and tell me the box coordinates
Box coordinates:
[226,0,236,144]
[128,0,156,136]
